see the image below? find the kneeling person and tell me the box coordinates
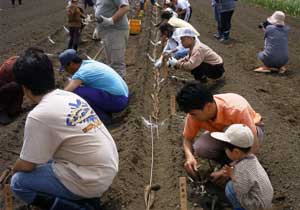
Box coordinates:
[11,48,118,210]
[168,28,224,82]
[59,49,129,125]
[211,124,273,210]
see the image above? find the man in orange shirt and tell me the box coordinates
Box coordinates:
[176,82,264,177]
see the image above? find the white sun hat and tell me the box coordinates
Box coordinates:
[211,124,254,148]
[176,28,197,38]
[267,11,285,25]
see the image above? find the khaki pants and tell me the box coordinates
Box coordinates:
[100,28,129,78]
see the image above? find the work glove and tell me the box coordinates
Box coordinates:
[167,57,178,68]
[163,49,173,57]
[154,58,163,68]
[92,27,100,40]
[84,14,92,23]
[96,15,114,27]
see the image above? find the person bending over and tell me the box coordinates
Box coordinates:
[11,47,118,210]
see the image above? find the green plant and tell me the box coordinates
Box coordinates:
[241,0,300,16]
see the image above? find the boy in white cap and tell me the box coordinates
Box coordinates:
[254,11,289,74]
[168,28,224,82]
[211,124,273,210]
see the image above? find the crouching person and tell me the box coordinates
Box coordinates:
[254,11,289,74]
[0,56,23,125]
[211,124,273,210]
[168,28,224,83]
[11,48,119,210]
[59,49,129,125]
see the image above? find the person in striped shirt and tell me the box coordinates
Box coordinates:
[211,124,273,210]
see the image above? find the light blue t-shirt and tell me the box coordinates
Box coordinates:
[72,60,129,97]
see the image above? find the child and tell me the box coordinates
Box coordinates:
[254,11,289,74]
[210,124,273,210]
[66,0,85,51]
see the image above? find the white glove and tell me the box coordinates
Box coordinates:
[163,50,173,57]
[167,57,178,68]
[85,14,92,23]
[97,15,114,27]
[92,27,100,40]
[154,58,163,68]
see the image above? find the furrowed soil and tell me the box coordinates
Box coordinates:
[1,0,300,210]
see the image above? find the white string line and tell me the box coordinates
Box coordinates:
[149,116,155,189]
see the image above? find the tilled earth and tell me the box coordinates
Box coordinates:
[0,0,300,210]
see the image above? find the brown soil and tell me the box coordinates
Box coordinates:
[1,0,300,210]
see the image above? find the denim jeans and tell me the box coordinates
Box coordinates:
[10,163,82,204]
[174,49,189,59]
[225,181,245,210]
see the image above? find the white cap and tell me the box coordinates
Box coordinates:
[211,124,254,148]
[165,0,171,4]
[177,28,197,38]
[267,11,285,25]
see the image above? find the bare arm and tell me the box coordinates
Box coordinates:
[64,79,83,92]
[13,158,36,174]
[112,5,129,23]
[183,137,198,176]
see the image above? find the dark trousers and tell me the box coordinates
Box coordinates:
[191,62,224,82]
[0,81,23,115]
[220,10,234,39]
[11,0,22,5]
[68,27,81,51]
[74,87,129,125]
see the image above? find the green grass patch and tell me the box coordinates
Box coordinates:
[241,0,300,16]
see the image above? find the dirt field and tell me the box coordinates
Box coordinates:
[1,0,300,210]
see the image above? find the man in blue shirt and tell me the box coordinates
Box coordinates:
[59,49,129,125]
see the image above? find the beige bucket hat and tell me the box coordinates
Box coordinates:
[267,11,285,25]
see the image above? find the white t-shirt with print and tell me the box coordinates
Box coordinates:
[20,89,119,198]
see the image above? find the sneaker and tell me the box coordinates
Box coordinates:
[253,66,271,73]
[219,37,230,43]
[278,66,288,74]
[213,33,221,40]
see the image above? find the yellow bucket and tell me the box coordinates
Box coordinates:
[129,19,142,35]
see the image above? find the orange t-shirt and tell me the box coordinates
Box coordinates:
[183,93,262,140]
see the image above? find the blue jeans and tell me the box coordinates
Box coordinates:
[11,163,82,204]
[174,49,189,59]
[225,181,245,210]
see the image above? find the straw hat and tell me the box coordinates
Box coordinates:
[267,11,285,25]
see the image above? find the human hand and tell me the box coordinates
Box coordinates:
[167,57,178,68]
[163,50,173,57]
[222,164,234,178]
[154,58,163,68]
[184,156,198,177]
[97,15,114,26]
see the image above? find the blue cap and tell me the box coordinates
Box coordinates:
[59,49,77,71]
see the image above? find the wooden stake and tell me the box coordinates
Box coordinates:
[170,95,176,115]
[4,184,13,210]
[179,177,188,210]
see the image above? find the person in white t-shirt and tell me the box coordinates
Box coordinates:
[10,48,118,210]
[171,0,192,22]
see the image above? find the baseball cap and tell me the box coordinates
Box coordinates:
[58,49,77,71]
[211,124,254,148]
